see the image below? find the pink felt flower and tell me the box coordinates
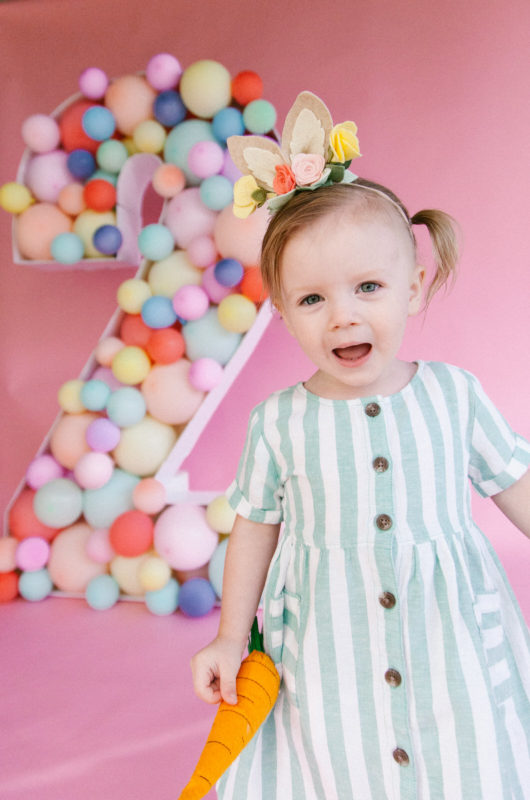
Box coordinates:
[291,153,326,186]
[273,164,296,195]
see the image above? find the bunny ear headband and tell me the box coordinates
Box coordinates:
[227,91,361,218]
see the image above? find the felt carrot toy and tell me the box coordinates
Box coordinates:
[178,618,280,799]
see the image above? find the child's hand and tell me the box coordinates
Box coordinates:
[191,637,245,706]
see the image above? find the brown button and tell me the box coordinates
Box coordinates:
[385,668,402,687]
[365,402,381,417]
[379,591,396,609]
[376,513,393,531]
[393,748,410,766]
[373,456,389,473]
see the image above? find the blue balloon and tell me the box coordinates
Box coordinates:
[164,119,216,185]
[83,468,140,529]
[80,379,111,411]
[145,578,180,616]
[214,258,244,287]
[93,224,123,255]
[19,569,53,602]
[154,90,187,127]
[67,148,96,180]
[199,175,233,211]
[178,578,216,617]
[86,575,120,610]
[138,223,174,261]
[212,107,245,143]
[106,387,146,428]
[208,538,229,598]
[182,307,241,365]
[141,295,178,329]
[82,106,116,141]
[51,232,85,264]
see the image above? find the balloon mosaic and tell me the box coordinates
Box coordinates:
[0,55,278,615]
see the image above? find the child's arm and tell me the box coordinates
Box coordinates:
[492,468,530,538]
[191,514,281,705]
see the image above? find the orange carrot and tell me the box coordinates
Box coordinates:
[179,619,280,800]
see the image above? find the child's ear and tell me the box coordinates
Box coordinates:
[408,264,426,316]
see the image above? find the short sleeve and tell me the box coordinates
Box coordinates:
[467,373,530,497]
[226,404,284,524]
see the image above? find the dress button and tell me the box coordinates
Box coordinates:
[385,668,402,687]
[393,748,410,766]
[365,402,381,417]
[379,591,396,609]
[373,456,389,473]
[376,513,393,531]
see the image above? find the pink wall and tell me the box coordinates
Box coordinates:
[1,0,528,614]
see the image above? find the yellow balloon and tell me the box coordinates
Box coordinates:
[206,495,236,534]
[0,182,34,214]
[73,209,116,257]
[148,251,202,297]
[57,379,85,413]
[217,294,257,333]
[138,555,171,591]
[117,278,152,314]
[111,346,151,385]
[133,120,167,154]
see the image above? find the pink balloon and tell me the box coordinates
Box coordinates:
[25,150,72,203]
[164,188,217,248]
[154,504,218,570]
[26,454,65,489]
[15,537,51,571]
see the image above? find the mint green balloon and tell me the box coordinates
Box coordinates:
[182,307,241,365]
[83,468,140,528]
[33,478,83,528]
[164,119,216,185]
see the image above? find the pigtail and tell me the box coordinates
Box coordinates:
[411,209,459,304]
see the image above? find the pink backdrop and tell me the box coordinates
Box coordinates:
[1,1,529,797]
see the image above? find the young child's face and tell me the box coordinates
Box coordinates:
[277,209,425,399]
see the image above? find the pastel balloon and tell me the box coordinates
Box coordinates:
[120,314,152,347]
[93,224,122,255]
[0,182,33,214]
[186,235,217,269]
[19,569,53,602]
[199,175,233,211]
[0,537,18,572]
[201,264,232,303]
[91,366,123,391]
[141,359,205,425]
[15,202,72,260]
[51,232,85,264]
[153,91,187,128]
[164,119,216,185]
[95,336,125,366]
[85,418,121,453]
[15,537,50,572]
[188,357,223,391]
[217,293,257,333]
[111,345,151,385]
[214,258,244,287]
[80,379,111,411]
[145,53,182,91]
[179,60,231,119]
[138,555,171,592]
[109,510,154,557]
[179,577,216,617]
[79,67,109,100]
[8,488,59,542]
[212,107,245,143]
[148,251,202,297]
[152,164,186,198]
[138,223,174,261]
[33,478,83,528]
[214,202,269,266]
[57,183,86,216]
[85,574,120,610]
[144,577,179,615]
[182,307,241,365]
[57,379,85,413]
[110,553,151,596]
[83,468,140,529]
[104,75,156,136]
[141,295,178,329]
[86,528,114,564]
[243,99,277,134]
[26,454,65,490]
[96,139,128,173]
[117,279,152,314]
[146,328,185,364]
[50,413,97,470]
[21,113,61,153]
[154,504,218,571]
[208,537,229,598]
[206,495,236,534]
[48,523,106,592]
[133,120,166,154]
[73,452,114,489]
[106,386,146,427]
[73,209,116,257]
[172,284,209,321]
[83,179,116,212]
[66,148,96,181]
[82,106,116,141]
[132,478,167,514]
[59,99,100,153]
[164,187,217,248]
[113,415,177,477]
[0,572,19,603]
[187,141,224,179]
[25,150,72,202]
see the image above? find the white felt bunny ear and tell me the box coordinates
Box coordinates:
[281,91,333,160]
[227,135,286,191]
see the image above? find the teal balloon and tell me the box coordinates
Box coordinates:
[86,574,120,610]
[145,578,180,616]
[80,379,111,411]
[19,568,53,601]
[83,468,140,528]
[164,119,216,185]
[106,387,146,427]
[208,537,228,598]
[183,307,241,365]
[33,478,83,528]
[199,175,233,211]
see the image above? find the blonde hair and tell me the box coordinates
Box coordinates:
[260,179,459,306]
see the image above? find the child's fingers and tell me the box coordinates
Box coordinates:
[220,674,238,705]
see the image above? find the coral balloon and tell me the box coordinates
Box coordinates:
[8,488,59,542]
[141,359,205,425]
[50,412,97,469]
[109,510,154,557]
[48,523,106,592]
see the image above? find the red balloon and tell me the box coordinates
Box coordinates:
[231,71,263,106]
[8,488,59,542]
[83,179,116,212]
[59,100,100,153]
[0,572,19,603]
[146,328,185,364]
[120,314,152,347]
[109,510,154,557]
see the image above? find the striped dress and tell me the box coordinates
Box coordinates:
[219,361,530,800]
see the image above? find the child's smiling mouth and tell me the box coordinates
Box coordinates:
[332,343,372,364]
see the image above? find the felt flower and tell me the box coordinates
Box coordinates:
[291,153,326,186]
[232,175,261,219]
[273,164,296,194]
[329,122,361,163]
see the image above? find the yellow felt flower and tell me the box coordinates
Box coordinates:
[329,122,361,163]
[232,175,261,218]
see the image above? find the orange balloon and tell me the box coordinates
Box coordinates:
[146,328,185,364]
[83,179,116,212]
[109,510,154,557]
[0,572,19,603]
[120,314,152,347]
[240,266,267,303]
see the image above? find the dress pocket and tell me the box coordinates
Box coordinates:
[281,589,301,705]
[473,590,512,705]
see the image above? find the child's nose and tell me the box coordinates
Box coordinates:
[328,297,360,329]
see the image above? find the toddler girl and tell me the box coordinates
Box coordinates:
[191,93,530,800]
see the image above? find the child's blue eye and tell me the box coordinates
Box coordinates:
[359,282,380,293]
[300,294,322,306]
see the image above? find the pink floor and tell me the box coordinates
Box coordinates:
[1,598,220,800]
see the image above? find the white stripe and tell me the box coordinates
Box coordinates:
[317,403,342,548]
[273,693,292,797]
[384,402,409,536]
[289,392,315,546]
[502,696,530,791]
